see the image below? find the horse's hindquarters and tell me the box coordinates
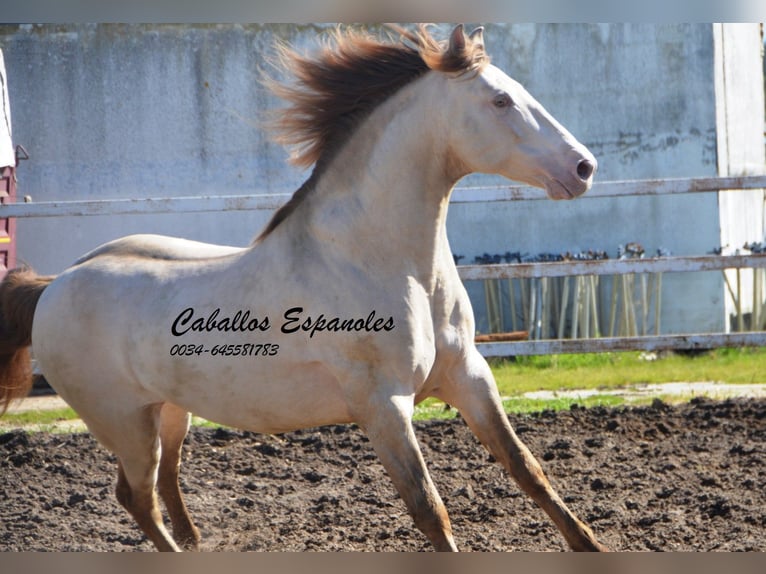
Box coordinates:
[31,262,365,435]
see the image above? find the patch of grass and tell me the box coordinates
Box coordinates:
[490,347,766,397]
[413,394,630,420]
[191,416,219,428]
[501,393,626,414]
[413,398,460,421]
[0,407,78,429]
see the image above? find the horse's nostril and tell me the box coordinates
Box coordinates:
[577,159,595,181]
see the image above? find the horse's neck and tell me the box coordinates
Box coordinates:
[297,74,458,283]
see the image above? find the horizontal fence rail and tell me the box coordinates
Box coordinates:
[451,174,766,203]
[4,175,766,218]
[457,254,766,281]
[477,332,766,357]
[4,174,766,356]
[0,193,293,218]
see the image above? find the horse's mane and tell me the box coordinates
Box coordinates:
[255,24,489,242]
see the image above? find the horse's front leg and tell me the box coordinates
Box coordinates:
[438,347,608,552]
[356,393,458,551]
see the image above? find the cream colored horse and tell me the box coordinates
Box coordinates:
[0,25,605,551]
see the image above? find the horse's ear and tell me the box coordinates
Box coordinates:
[448,24,466,54]
[468,26,484,49]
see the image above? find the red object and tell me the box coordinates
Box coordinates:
[0,164,16,278]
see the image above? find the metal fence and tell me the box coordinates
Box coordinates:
[4,174,766,358]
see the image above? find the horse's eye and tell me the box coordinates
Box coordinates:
[493,93,512,108]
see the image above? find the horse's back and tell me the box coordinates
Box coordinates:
[75,233,245,265]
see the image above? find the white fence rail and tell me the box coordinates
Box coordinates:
[4,175,766,356]
[5,175,766,218]
[458,253,766,281]
[1,193,292,218]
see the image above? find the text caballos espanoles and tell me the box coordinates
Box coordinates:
[171,306,395,339]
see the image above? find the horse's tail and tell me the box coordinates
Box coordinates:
[0,267,55,415]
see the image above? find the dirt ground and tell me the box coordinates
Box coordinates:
[1,397,765,552]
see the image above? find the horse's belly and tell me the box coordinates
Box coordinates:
[158,360,354,434]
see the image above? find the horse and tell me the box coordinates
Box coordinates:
[0,24,605,552]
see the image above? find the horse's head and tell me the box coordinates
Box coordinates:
[442,25,597,200]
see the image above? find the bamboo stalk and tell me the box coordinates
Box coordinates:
[608,275,619,337]
[496,279,505,332]
[622,274,637,336]
[736,268,744,332]
[550,277,560,338]
[484,279,502,333]
[540,277,549,339]
[571,277,581,338]
[590,275,601,338]
[520,278,529,332]
[558,276,570,339]
[640,273,649,336]
[529,279,540,339]
[581,276,591,339]
[508,278,518,332]
[628,274,638,336]
[535,278,544,339]
[654,272,663,336]
[620,275,629,336]
[483,279,493,333]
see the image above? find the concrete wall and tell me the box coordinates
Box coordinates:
[0,24,312,268]
[1,23,763,335]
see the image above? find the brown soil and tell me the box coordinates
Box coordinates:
[1,397,765,551]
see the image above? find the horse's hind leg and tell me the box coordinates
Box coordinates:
[156,403,200,550]
[439,349,607,552]
[109,403,181,552]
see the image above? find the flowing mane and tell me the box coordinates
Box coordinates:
[255,24,490,242]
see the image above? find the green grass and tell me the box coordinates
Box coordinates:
[500,394,628,414]
[490,347,766,396]
[412,393,629,420]
[0,407,79,429]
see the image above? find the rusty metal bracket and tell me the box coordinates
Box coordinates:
[14,144,28,166]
